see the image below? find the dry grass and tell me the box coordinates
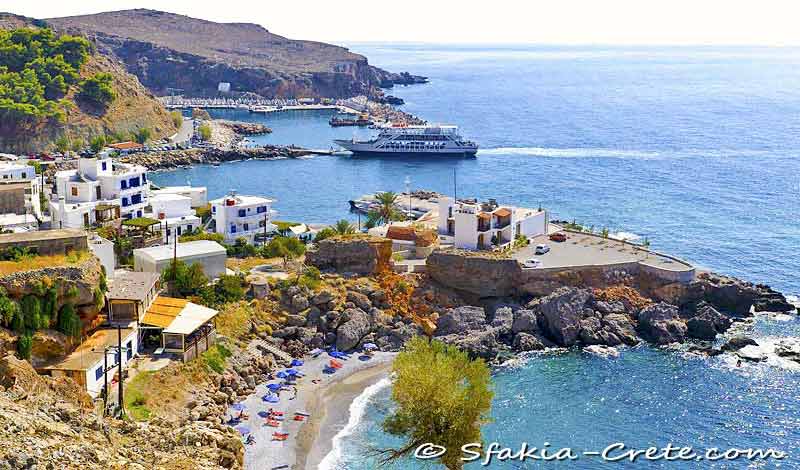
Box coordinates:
[0,250,91,276]
[226,256,283,272]
[215,301,254,339]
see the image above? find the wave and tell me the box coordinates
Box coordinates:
[318,377,392,470]
[609,231,641,242]
[477,147,662,159]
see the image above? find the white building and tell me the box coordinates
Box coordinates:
[438,197,547,250]
[133,240,227,279]
[50,154,150,228]
[149,193,201,243]
[43,327,138,398]
[0,162,42,220]
[88,234,116,277]
[210,192,275,244]
[151,185,208,208]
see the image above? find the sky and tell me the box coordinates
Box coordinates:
[3,0,800,46]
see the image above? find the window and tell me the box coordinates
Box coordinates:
[131,194,141,205]
[95,366,103,381]
[238,209,246,217]
[186,224,192,232]
[71,187,78,197]
[141,174,147,182]
[243,223,249,231]
[21,172,26,178]
[212,206,216,213]
[121,180,127,190]
[230,224,237,233]
[129,177,140,188]
[101,162,107,171]
[177,226,182,235]
[96,187,101,199]
[257,206,267,214]
[126,341,132,360]
[122,197,129,207]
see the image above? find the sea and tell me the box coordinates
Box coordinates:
[150,44,800,468]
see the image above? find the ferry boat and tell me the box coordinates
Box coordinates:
[334,124,478,156]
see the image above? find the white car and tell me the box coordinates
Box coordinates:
[523,258,542,268]
[535,244,551,254]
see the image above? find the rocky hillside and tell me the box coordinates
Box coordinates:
[46,9,426,98]
[0,13,176,154]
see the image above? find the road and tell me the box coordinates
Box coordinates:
[170,118,195,144]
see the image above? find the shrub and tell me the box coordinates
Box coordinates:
[57,303,81,338]
[314,227,336,242]
[20,295,41,331]
[16,334,33,359]
[89,135,106,153]
[134,127,151,144]
[65,284,79,298]
[261,236,305,262]
[170,110,183,128]
[197,123,212,141]
[162,260,208,297]
[297,266,321,291]
[77,72,116,109]
[180,229,223,243]
[201,344,232,374]
[0,289,19,328]
[226,237,257,258]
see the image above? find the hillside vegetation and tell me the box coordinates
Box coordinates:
[0,15,176,154]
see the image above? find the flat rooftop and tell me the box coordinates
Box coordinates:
[43,327,135,371]
[514,230,694,273]
[0,228,87,244]
[134,240,226,261]
[107,271,160,301]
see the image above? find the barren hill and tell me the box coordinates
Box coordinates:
[46,9,425,98]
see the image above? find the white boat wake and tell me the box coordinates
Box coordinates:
[478,147,663,159]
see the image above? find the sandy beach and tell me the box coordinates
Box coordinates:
[239,351,395,470]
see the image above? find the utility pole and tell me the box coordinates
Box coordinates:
[103,352,108,410]
[117,326,123,415]
[453,167,458,202]
[263,212,268,246]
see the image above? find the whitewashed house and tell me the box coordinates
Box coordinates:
[133,240,227,279]
[148,193,201,243]
[210,192,275,243]
[50,154,150,228]
[438,197,547,250]
[151,185,208,208]
[0,161,42,220]
[43,327,138,398]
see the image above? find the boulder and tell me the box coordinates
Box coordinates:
[335,308,372,351]
[511,309,539,335]
[305,308,323,329]
[30,329,71,368]
[346,291,372,311]
[752,291,796,313]
[636,302,687,345]
[694,273,758,316]
[721,336,759,352]
[285,314,306,327]
[435,306,487,336]
[306,236,393,275]
[290,294,309,312]
[686,304,731,340]
[774,339,800,362]
[512,332,545,352]
[603,313,639,346]
[439,328,502,360]
[311,290,335,306]
[490,307,514,334]
[736,345,766,362]
[538,288,592,346]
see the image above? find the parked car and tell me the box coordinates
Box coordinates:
[535,244,551,254]
[549,232,567,242]
[522,258,542,268]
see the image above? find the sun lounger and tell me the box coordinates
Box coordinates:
[266,419,281,427]
[295,411,310,416]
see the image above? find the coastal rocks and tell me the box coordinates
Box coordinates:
[512,332,545,352]
[306,236,393,275]
[346,291,372,311]
[685,304,732,340]
[636,303,687,344]
[29,330,71,368]
[335,308,372,351]
[721,336,759,352]
[736,345,767,362]
[601,314,639,346]
[490,306,514,334]
[290,294,309,312]
[538,288,592,346]
[215,120,271,136]
[584,345,620,358]
[435,306,487,336]
[689,272,759,316]
[439,328,503,360]
[426,250,520,297]
[511,309,539,335]
[752,285,797,313]
[774,339,800,363]
[311,289,336,306]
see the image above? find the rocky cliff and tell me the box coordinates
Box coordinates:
[306,236,393,275]
[47,9,426,98]
[0,13,177,154]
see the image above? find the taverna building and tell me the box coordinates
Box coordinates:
[438,196,547,250]
[51,154,150,228]
[210,191,275,243]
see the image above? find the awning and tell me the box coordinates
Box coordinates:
[493,208,512,217]
[141,296,187,328]
[163,302,218,335]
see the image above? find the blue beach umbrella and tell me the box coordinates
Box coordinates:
[276,371,289,379]
[235,425,251,435]
[267,383,282,391]
[263,394,280,403]
[290,359,304,367]
[230,403,246,411]
[257,411,270,418]
[362,343,377,350]
[323,366,336,374]
[285,368,299,376]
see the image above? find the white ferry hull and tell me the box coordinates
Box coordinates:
[334,139,478,156]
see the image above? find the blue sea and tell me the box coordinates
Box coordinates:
[150,45,800,468]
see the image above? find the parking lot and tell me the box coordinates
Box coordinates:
[513,232,693,272]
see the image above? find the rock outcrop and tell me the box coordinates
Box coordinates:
[306,236,392,275]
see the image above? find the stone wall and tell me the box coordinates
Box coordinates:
[306,236,393,275]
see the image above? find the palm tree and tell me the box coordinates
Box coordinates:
[332,219,356,235]
[365,191,405,228]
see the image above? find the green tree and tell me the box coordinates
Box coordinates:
[162,260,208,297]
[365,192,404,228]
[170,110,183,128]
[77,72,116,109]
[17,333,33,360]
[197,123,212,141]
[89,135,106,153]
[0,288,19,328]
[381,337,493,469]
[262,236,306,267]
[134,127,152,144]
[333,219,356,235]
[313,227,336,242]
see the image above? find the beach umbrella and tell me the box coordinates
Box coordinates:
[323,366,336,374]
[276,371,289,379]
[263,394,280,403]
[309,348,324,357]
[235,425,251,435]
[257,411,270,418]
[291,359,304,367]
[230,403,246,411]
[362,343,378,350]
[285,368,299,376]
[267,383,283,391]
